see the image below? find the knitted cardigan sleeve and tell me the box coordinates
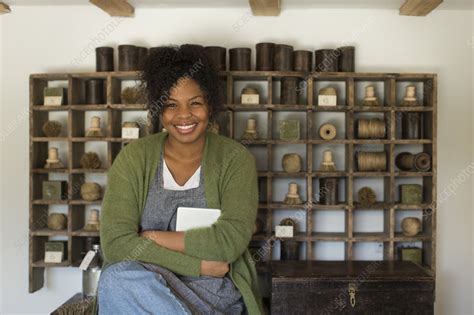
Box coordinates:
[183,147,258,263]
[100,144,202,277]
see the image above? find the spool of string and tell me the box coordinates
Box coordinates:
[356,151,387,171]
[357,118,386,139]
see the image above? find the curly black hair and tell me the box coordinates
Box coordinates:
[140,45,222,129]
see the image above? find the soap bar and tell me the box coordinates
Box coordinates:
[44,241,67,263]
[44,87,66,106]
[399,247,422,265]
[279,120,300,141]
[42,181,67,200]
[400,184,422,204]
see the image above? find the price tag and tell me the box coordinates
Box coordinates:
[275,225,294,238]
[79,250,97,270]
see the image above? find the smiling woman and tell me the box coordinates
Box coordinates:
[95,46,264,315]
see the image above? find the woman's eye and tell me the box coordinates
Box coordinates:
[191,101,202,106]
[165,103,177,109]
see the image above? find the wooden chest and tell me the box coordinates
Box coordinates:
[270,261,435,315]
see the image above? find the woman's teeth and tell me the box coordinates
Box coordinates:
[176,124,196,130]
[175,123,197,133]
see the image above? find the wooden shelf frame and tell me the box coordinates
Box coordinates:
[29,70,437,292]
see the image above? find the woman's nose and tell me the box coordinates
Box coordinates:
[176,104,192,117]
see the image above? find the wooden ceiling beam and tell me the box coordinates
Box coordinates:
[399,0,443,16]
[249,0,281,16]
[0,2,11,14]
[89,0,134,17]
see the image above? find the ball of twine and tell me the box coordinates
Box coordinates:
[358,187,376,206]
[42,120,62,137]
[356,151,387,171]
[357,118,386,139]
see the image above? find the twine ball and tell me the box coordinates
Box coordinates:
[280,218,296,227]
[282,153,302,173]
[121,86,146,104]
[358,187,376,206]
[47,213,67,230]
[401,217,421,236]
[42,121,62,137]
[80,152,102,169]
[80,182,102,201]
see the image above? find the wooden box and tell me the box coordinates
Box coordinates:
[270,261,434,314]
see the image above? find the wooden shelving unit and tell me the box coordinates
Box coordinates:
[29,70,437,293]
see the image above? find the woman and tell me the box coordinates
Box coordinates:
[95,45,263,315]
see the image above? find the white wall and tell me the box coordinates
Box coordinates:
[0,6,473,315]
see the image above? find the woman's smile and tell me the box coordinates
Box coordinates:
[173,122,199,134]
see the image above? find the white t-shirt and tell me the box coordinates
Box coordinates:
[162,158,201,190]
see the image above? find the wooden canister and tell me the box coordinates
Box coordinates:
[204,46,227,71]
[319,177,338,205]
[315,49,338,72]
[136,46,149,69]
[281,240,299,260]
[337,46,355,72]
[118,45,138,71]
[148,46,161,55]
[181,44,204,50]
[402,112,422,139]
[293,50,312,71]
[229,48,251,71]
[396,152,431,171]
[86,80,104,104]
[280,77,299,104]
[414,153,431,171]
[274,44,294,71]
[95,47,114,72]
[256,42,275,71]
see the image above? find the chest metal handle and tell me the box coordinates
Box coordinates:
[348,283,356,308]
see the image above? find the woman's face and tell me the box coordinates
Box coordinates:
[161,79,210,145]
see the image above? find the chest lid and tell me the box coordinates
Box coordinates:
[270,261,434,292]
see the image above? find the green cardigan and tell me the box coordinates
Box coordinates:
[93,131,264,314]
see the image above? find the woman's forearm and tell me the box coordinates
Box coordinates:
[141,230,185,253]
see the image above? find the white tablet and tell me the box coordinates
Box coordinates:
[176,207,221,231]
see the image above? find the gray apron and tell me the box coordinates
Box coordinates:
[140,151,245,315]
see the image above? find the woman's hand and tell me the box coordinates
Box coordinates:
[200,260,229,278]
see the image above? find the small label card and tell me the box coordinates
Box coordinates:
[241,94,259,105]
[122,127,140,139]
[318,95,337,106]
[79,250,97,270]
[44,251,63,263]
[241,94,260,105]
[275,225,294,238]
[44,96,63,106]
